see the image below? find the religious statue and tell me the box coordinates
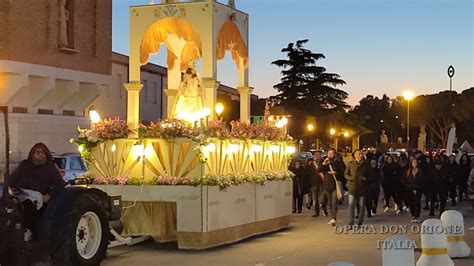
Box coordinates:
[58,0,69,48]
[171,65,205,120]
[418,124,427,152]
[263,99,270,126]
[380,130,388,144]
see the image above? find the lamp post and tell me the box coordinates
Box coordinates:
[307,123,314,151]
[403,91,414,145]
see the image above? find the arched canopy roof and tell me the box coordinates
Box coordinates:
[217,21,248,69]
[140,17,202,70]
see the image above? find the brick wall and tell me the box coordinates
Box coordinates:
[0,0,111,75]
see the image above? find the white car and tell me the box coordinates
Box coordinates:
[53,153,87,181]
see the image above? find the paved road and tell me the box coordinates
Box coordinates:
[104,199,474,266]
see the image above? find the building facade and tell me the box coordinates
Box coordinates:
[0,0,112,169]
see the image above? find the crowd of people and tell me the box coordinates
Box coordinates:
[289,148,474,227]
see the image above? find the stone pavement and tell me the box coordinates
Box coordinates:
[103,199,474,266]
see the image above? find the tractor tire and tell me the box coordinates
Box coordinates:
[50,193,109,266]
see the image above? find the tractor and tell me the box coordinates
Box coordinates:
[0,107,122,266]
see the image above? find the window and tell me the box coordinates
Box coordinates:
[53,158,66,170]
[69,157,85,170]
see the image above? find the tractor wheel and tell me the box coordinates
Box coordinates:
[51,194,109,266]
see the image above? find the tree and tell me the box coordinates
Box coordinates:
[271,39,348,113]
[270,39,348,138]
[410,89,474,148]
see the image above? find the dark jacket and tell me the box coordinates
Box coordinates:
[291,166,309,196]
[445,161,460,186]
[366,166,381,189]
[308,160,324,187]
[344,160,369,197]
[321,158,345,192]
[382,162,401,186]
[403,167,425,191]
[9,143,65,196]
[459,162,471,185]
[431,166,449,194]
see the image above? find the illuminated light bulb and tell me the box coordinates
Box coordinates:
[144,145,154,157]
[270,145,279,153]
[268,116,274,122]
[89,109,101,124]
[343,132,349,138]
[252,144,263,153]
[132,143,144,158]
[78,145,85,153]
[286,146,296,154]
[203,143,216,153]
[229,144,239,153]
[111,144,117,152]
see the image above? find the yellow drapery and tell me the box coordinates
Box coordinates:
[140,17,202,69]
[121,201,177,242]
[216,21,248,69]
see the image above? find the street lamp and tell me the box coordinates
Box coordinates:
[215,102,224,119]
[307,123,314,132]
[403,90,414,145]
[88,106,101,128]
[330,128,336,136]
[343,131,349,138]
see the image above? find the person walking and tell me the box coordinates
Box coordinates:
[429,160,449,217]
[321,148,345,226]
[446,155,460,206]
[291,161,309,213]
[403,158,425,223]
[308,151,324,217]
[422,156,434,210]
[459,154,472,201]
[345,150,369,226]
[382,155,402,213]
[366,159,381,217]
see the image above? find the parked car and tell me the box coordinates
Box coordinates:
[53,153,87,181]
[293,152,313,166]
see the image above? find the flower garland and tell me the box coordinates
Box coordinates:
[85,170,295,190]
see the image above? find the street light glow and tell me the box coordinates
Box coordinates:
[343,132,349,138]
[215,102,224,116]
[89,106,101,124]
[403,90,414,101]
[330,128,336,135]
[307,123,314,132]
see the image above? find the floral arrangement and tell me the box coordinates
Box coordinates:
[94,118,133,140]
[86,170,294,190]
[90,175,196,186]
[229,120,287,141]
[205,120,230,139]
[138,119,194,139]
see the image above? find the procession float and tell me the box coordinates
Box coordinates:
[74,0,296,250]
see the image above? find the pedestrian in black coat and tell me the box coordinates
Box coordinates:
[403,158,425,223]
[422,156,434,210]
[429,160,449,216]
[446,155,460,206]
[291,161,309,213]
[366,159,381,217]
[382,155,402,212]
[459,154,472,201]
[321,148,345,226]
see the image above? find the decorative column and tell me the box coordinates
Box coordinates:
[164,88,178,119]
[123,82,143,127]
[202,78,220,120]
[237,86,252,124]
